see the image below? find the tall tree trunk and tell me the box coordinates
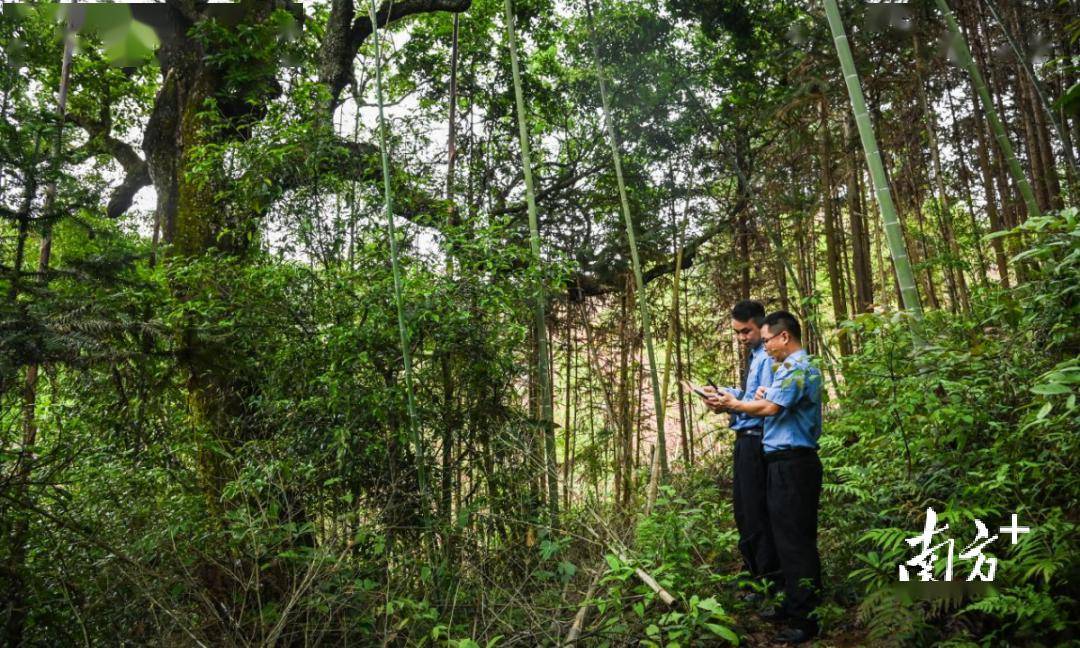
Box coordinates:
[673,269,690,465]
[819,97,852,355]
[439,12,461,533]
[660,240,684,468]
[845,118,874,313]
[946,83,991,289]
[906,161,941,310]
[562,302,574,510]
[968,79,1012,287]
[369,0,427,512]
[989,0,1076,180]
[681,269,695,466]
[735,133,753,301]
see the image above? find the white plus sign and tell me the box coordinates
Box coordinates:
[1000,513,1030,545]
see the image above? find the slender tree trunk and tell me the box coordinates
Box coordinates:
[681,269,695,466]
[983,0,1076,177]
[914,35,966,311]
[562,302,573,510]
[660,241,683,468]
[907,161,941,310]
[674,276,690,465]
[837,210,856,321]
[819,97,852,354]
[946,82,990,289]
[736,133,752,300]
[940,0,1041,223]
[968,77,1012,286]
[439,12,461,535]
[845,118,874,313]
[871,172,892,308]
[370,3,427,514]
[1003,0,1067,206]
[615,277,631,507]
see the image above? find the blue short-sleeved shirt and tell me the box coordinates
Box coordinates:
[723,342,773,432]
[762,349,822,453]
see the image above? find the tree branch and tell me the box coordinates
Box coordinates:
[490,164,606,218]
[70,113,152,218]
[569,194,747,299]
[320,0,472,108]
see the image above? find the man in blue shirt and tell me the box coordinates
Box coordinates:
[703,300,780,601]
[713,311,823,644]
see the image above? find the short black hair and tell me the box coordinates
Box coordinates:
[731,300,766,326]
[763,310,802,342]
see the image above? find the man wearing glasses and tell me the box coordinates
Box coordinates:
[701,300,780,604]
[711,310,823,644]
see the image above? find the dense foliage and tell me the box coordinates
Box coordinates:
[2,0,1077,645]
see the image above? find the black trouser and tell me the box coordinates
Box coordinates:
[765,447,822,627]
[733,432,780,585]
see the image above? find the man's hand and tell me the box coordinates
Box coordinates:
[708,390,739,413]
[754,385,768,399]
[700,385,723,413]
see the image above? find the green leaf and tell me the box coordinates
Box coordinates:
[1036,402,1053,420]
[704,623,740,645]
[1032,383,1070,395]
[696,596,721,613]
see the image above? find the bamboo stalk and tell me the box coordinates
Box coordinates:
[823,0,924,319]
[645,444,660,516]
[621,554,677,607]
[825,2,923,317]
[368,0,427,502]
[585,0,668,478]
[503,0,559,527]
[660,244,684,425]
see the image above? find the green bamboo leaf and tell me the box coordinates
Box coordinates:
[1031,383,1070,395]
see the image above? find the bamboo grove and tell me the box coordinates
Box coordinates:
[1,0,1078,645]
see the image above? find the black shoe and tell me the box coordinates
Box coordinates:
[757,605,789,622]
[773,623,819,644]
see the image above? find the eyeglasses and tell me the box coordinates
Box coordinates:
[761,332,785,345]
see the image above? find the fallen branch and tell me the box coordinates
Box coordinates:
[563,568,604,646]
[622,554,677,608]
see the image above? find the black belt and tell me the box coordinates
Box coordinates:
[763,446,817,463]
[735,428,763,438]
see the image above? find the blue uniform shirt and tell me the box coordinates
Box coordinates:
[762,349,822,453]
[723,341,773,432]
